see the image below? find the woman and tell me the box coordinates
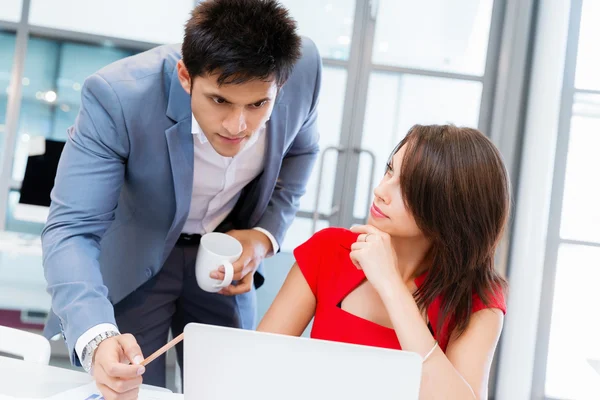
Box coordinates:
[257,124,510,399]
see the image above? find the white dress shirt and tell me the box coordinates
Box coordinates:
[76,116,278,365]
[182,116,270,237]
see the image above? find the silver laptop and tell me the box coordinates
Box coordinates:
[184,323,422,399]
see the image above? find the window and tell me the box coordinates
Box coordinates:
[278,0,355,60]
[372,0,494,75]
[0,0,22,22]
[275,0,358,251]
[0,32,17,166]
[5,38,137,233]
[545,244,600,399]
[29,0,193,44]
[12,38,137,181]
[559,95,600,243]
[354,73,482,219]
[574,0,600,91]
[543,1,600,398]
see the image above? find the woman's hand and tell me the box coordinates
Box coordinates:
[349,225,404,296]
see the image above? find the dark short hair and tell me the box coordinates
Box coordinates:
[182,0,301,86]
[392,125,510,338]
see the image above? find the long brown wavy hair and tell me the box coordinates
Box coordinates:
[393,124,510,337]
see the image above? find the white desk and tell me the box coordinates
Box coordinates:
[0,356,170,398]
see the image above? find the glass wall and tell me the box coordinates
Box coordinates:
[0,32,17,171]
[0,0,503,247]
[355,74,484,219]
[12,39,137,181]
[0,1,195,233]
[6,38,137,233]
[277,0,356,251]
[278,0,354,60]
[543,1,600,398]
[259,0,504,336]
[353,0,492,221]
[278,0,499,252]
[0,0,526,393]
[372,0,493,75]
[0,0,23,22]
[0,1,198,381]
[29,0,190,44]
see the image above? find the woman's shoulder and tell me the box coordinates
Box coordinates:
[417,272,507,316]
[292,227,360,296]
[472,284,507,315]
[292,227,359,270]
[418,273,507,350]
[293,227,359,262]
[308,227,359,250]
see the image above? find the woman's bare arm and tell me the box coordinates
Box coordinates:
[257,263,316,336]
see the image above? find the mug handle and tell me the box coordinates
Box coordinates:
[214,261,234,289]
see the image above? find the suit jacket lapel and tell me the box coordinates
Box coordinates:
[248,103,288,227]
[164,68,194,239]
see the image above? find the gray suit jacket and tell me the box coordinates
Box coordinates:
[41,38,321,362]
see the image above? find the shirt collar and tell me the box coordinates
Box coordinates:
[191,115,209,144]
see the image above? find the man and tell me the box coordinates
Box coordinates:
[41,0,321,396]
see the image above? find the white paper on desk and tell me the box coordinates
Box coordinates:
[43,382,183,400]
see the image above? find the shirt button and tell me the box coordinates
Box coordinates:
[145,268,153,278]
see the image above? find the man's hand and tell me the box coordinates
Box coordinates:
[210,229,273,296]
[93,334,145,400]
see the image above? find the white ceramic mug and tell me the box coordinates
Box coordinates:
[195,233,242,293]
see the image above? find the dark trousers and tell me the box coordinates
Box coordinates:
[113,241,257,388]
